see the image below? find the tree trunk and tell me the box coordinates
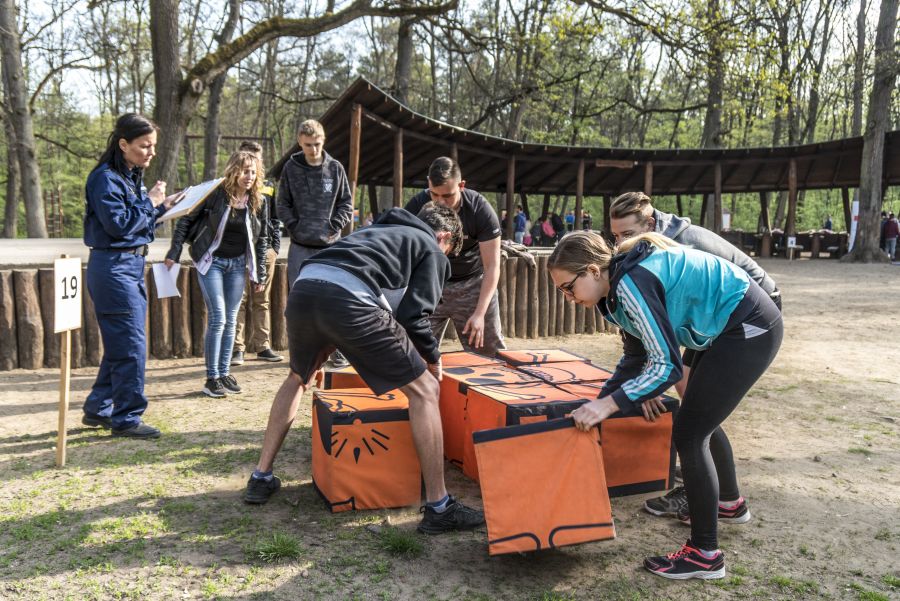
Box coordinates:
[393,16,414,104]
[843,0,898,262]
[2,107,19,237]
[0,0,46,237]
[851,0,867,138]
[202,0,240,181]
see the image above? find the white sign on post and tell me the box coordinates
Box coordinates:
[54,257,82,333]
[53,256,82,468]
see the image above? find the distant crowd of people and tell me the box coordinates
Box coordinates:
[500,206,595,247]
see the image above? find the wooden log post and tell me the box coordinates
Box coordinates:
[563,296,574,336]
[575,159,585,231]
[515,258,528,337]
[505,157,516,240]
[584,303,596,334]
[393,129,404,207]
[270,261,288,351]
[759,191,772,258]
[498,258,508,336]
[555,287,565,337]
[841,187,852,233]
[171,266,192,357]
[82,265,102,366]
[14,269,44,369]
[811,233,822,259]
[449,142,458,164]
[537,255,548,337]
[505,257,518,338]
[786,158,798,238]
[527,259,538,338]
[346,103,362,233]
[603,195,612,236]
[644,161,654,195]
[575,304,585,335]
[189,267,207,357]
[39,268,60,368]
[148,273,173,359]
[713,162,723,233]
[676,194,683,215]
[547,261,557,336]
[0,270,17,370]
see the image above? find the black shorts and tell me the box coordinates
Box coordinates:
[286,280,427,395]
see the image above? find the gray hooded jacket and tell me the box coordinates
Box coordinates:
[654,210,777,296]
[277,150,353,247]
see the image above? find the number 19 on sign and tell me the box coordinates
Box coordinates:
[54,256,82,467]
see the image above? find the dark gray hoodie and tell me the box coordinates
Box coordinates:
[654,209,777,296]
[277,150,352,247]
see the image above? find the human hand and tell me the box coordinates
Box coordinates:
[427,358,443,381]
[148,181,167,207]
[164,259,175,269]
[462,313,486,348]
[571,397,617,432]
[253,283,265,293]
[163,190,185,210]
[641,396,668,422]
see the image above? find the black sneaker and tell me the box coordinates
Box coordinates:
[111,423,161,439]
[203,378,226,398]
[244,475,282,504]
[231,351,245,366]
[644,540,725,580]
[677,497,752,525]
[328,350,350,369]
[257,348,283,362]
[221,375,242,394]
[644,486,688,518]
[416,497,485,535]
[82,413,112,429]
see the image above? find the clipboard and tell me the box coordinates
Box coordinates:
[158,178,223,222]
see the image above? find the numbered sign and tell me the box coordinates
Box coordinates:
[787,236,797,248]
[54,257,82,333]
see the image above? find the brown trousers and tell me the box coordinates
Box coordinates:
[234,248,277,353]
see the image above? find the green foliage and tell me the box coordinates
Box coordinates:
[378,527,424,558]
[253,532,303,563]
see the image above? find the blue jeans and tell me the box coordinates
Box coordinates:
[197,255,247,379]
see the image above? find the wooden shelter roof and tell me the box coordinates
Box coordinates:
[272,77,900,196]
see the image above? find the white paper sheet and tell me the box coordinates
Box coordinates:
[152,262,181,299]
[158,178,223,222]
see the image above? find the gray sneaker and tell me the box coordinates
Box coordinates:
[644,486,688,518]
[112,423,161,439]
[416,497,485,535]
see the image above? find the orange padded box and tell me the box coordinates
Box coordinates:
[442,351,503,368]
[473,418,616,555]
[497,348,589,367]
[312,388,421,512]
[559,384,679,497]
[462,382,592,480]
[516,361,613,385]
[322,365,367,390]
[439,365,540,467]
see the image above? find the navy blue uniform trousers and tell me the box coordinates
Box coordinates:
[84,250,149,430]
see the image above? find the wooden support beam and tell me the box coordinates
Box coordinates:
[393,129,404,207]
[759,191,771,231]
[347,103,362,233]
[541,193,551,218]
[842,187,852,232]
[505,157,516,240]
[713,162,723,233]
[786,158,798,237]
[676,194,683,215]
[450,142,458,164]
[575,160,585,231]
[644,161,653,195]
[603,194,611,234]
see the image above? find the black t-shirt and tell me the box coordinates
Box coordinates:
[214,208,248,258]
[405,188,501,281]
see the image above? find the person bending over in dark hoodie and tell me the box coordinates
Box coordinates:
[243,204,485,536]
[276,118,353,368]
[609,191,781,521]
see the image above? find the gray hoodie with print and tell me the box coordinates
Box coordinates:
[276,150,353,247]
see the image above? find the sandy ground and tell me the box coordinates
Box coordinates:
[0,259,898,601]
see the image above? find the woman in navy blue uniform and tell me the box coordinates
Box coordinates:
[548,231,782,581]
[165,151,269,398]
[82,114,181,439]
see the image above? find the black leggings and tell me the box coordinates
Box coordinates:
[675,292,783,550]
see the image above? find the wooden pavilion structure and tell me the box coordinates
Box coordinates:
[272,77,900,254]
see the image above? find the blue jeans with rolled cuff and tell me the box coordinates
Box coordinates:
[197,255,247,379]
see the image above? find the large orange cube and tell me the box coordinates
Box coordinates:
[439,365,540,467]
[322,365,367,390]
[442,351,503,368]
[559,384,679,497]
[312,388,422,512]
[473,418,616,555]
[516,361,613,385]
[497,348,589,367]
[462,382,592,481]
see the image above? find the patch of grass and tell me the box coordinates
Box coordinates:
[379,527,424,558]
[770,575,818,594]
[874,529,891,541]
[87,512,169,544]
[849,583,889,601]
[848,447,873,457]
[538,593,576,601]
[254,532,302,563]
[882,574,900,588]
[731,565,749,576]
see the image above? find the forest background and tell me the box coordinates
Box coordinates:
[0,0,897,239]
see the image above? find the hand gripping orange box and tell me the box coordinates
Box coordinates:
[312,388,422,512]
[559,382,679,497]
[462,382,592,481]
[438,364,540,468]
[473,418,616,555]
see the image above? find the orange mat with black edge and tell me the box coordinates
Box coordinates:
[497,348,590,367]
[322,365,367,390]
[439,364,540,468]
[442,351,503,368]
[515,361,613,385]
[312,388,421,512]
[473,417,616,555]
[462,382,591,481]
[559,383,679,497]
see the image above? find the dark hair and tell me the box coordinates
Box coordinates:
[417,202,464,255]
[427,157,462,186]
[239,140,263,155]
[96,113,159,174]
[610,191,654,223]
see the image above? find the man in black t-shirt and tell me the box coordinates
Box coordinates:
[404,157,506,356]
